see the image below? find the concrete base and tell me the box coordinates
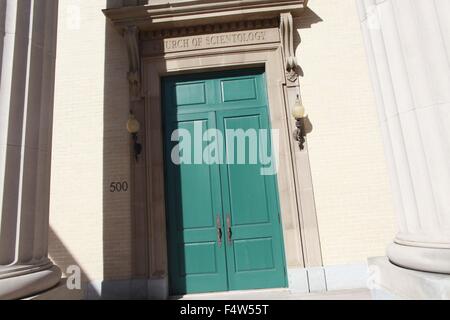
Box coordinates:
[0,264,62,300]
[288,264,369,294]
[148,278,169,300]
[368,256,450,300]
[83,278,169,300]
[85,279,150,300]
[287,268,310,293]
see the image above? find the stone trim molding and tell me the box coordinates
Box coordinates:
[142,28,281,56]
[387,243,450,275]
[0,259,55,280]
[104,1,307,100]
[103,0,306,31]
[141,18,279,40]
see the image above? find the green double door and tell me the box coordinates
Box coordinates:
[163,69,287,295]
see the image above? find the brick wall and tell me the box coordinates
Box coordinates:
[49,0,132,283]
[296,0,396,265]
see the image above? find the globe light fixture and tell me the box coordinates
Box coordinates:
[292,95,307,150]
[127,112,142,161]
[127,113,140,134]
[292,96,306,120]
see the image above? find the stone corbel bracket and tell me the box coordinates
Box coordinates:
[280,12,300,83]
[124,25,142,101]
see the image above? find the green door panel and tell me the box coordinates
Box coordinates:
[216,107,287,291]
[162,68,287,295]
[163,111,228,295]
[175,81,207,106]
[221,77,258,102]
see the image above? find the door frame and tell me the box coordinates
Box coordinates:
[138,35,322,298]
[161,69,289,295]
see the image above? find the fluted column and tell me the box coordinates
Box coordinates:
[357,0,450,274]
[0,0,61,299]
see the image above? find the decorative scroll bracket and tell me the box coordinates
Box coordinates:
[280,12,300,83]
[124,25,142,101]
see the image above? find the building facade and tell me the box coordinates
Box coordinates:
[47,0,396,299]
[1,0,447,300]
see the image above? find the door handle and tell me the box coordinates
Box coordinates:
[226,214,232,245]
[216,215,223,247]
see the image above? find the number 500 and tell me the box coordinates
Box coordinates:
[110,181,129,193]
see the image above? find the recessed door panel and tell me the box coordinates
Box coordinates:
[176,120,215,230]
[221,77,258,102]
[175,81,207,106]
[233,238,275,272]
[222,113,270,226]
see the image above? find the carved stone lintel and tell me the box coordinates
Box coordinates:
[280,12,300,83]
[124,25,142,101]
[141,18,279,40]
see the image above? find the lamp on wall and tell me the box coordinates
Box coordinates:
[292,95,307,150]
[127,111,142,161]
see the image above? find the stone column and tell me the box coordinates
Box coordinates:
[0,0,61,299]
[357,0,450,274]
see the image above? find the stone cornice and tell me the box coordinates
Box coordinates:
[103,0,306,31]
[141,17,279,40]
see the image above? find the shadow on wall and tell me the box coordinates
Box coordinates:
[294,7,323,78]
[101,0,151,300]
[48,227,91,299]
[48,0,150,300]
[292,6,322,137]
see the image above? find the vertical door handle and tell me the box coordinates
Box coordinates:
[226,214,232,245]
[216,215,223,247]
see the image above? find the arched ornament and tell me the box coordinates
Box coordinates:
[280,12,300,83]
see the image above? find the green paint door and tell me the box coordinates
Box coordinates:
[163,69,287,295]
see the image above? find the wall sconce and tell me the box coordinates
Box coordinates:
[127,112,142,161]
[292,95,307,150]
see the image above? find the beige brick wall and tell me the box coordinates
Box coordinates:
[296,0,396,265]
[50,0,132,282]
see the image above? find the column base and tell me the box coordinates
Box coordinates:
[0,262,61,300]
[368,256,450,299]
[387,242,450,274]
